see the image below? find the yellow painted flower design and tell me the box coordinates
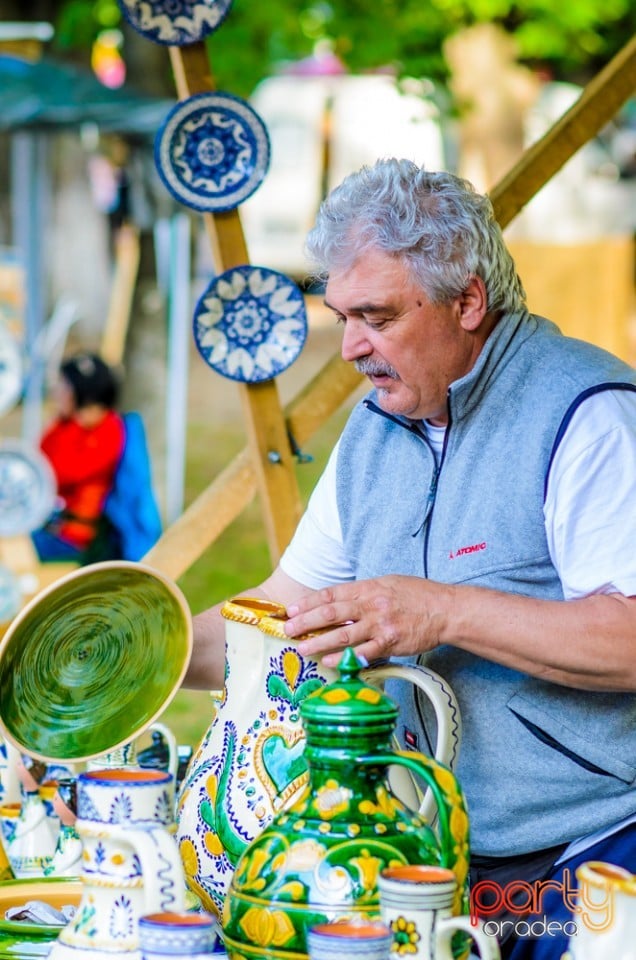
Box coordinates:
[239,906,295,947]
[391,915,420,954]
[349,849,382,891]
[359,785,401,819]
[314,779,352,819]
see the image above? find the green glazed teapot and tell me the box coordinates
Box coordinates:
[222,648,469,960]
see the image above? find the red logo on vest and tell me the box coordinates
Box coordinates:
[449,541,487,559]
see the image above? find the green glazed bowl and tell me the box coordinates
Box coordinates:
[0,561,192,763]
[0,876,82,958]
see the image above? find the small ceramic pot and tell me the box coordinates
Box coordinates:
[307,921,392,960]
[139,911,218,957]
[379,865,501,960]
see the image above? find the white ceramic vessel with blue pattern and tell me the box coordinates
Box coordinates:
[49,769,186,960]
[155,92,270,212]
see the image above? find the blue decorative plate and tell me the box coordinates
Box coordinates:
[155,92,270,212]
[117,0,233,46]
[0,324,23,418]
[0,441,56,537]
[193,266,308,383]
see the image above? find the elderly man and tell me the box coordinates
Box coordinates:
[189,158,636,959]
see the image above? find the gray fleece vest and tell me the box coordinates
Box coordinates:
[336,311,636,856]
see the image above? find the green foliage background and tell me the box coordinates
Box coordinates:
[49,0,636,99]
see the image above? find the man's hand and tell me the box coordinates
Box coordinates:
[284,575,454,667]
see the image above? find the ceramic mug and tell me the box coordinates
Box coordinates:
[563,860,636,960]
[379,865,501,960]
[139,911,218,957]
[307,921,393,960]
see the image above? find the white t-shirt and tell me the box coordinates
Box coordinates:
[281,389,636,600]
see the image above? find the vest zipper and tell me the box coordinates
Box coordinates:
[422,402,452,578]
[363,397,453,578]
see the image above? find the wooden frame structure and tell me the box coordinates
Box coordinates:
[144,34,636,583]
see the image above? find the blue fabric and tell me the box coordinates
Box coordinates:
[31,526,82,562]
[103,411,162,561]
[505,824,636,960]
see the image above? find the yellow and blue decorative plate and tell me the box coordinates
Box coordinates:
[0,561,192,764]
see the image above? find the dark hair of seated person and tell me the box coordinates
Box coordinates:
[60,353,120,410]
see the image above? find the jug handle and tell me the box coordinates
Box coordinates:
[148,722,179,781]
[361,661,461,822]
[361,749,469,915]
[108,823,186,915]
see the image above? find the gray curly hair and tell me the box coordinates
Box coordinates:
[305,158,526,314]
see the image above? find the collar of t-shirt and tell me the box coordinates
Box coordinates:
[421,419,446,464]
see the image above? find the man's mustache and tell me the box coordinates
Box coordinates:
[354,358,400,379]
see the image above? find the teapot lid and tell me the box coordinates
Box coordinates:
[300,647,398,738]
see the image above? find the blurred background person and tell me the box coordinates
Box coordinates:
[31,352,125,563]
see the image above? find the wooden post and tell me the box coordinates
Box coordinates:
[166,43,302,563]
[100,224,141,367]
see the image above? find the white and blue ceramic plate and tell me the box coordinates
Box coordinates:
[0,441,56,537]
[0,325,23,418]
[193,266,308,383]
[155,92,270,212]
[117,0,233,46]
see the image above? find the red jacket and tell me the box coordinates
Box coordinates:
[40,410,125,549]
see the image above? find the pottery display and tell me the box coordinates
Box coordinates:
[49,769,186,960]
[562,860,636,960]
[177,598,461,917]
[155,92,270,213]
[0,561,192,765]
[192,266,308,383]
[221,648,469,960]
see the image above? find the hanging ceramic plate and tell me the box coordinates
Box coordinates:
[0,441,56,537]
[0,325,23,418]
[117,0,233,46]
[155,92,270,212]
[0,561,192,764]
[193,265,308,382]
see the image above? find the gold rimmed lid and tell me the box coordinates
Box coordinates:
[220,596,287,625]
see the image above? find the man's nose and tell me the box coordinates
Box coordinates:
[340,319,372,363]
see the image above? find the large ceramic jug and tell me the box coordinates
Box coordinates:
[177,597,461,917]
[222,648,470,960]
[563,860,636,960]
[49,769,186,960]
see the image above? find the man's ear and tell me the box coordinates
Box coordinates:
[458,276,488,332]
